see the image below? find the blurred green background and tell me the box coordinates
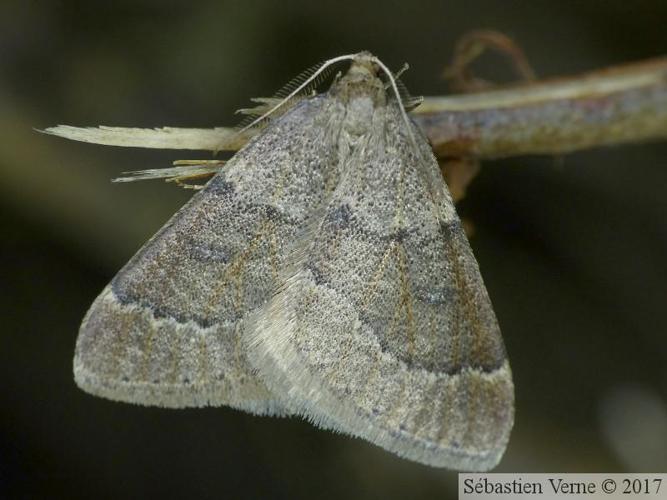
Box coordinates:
[1,0,666,498]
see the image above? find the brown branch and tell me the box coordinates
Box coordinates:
[413,57,667,159]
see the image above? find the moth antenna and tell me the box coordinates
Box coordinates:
[237,54,357,135]
[236,62,341,130]
[394,77,424,112]
[383,63,409,93]
[273,60,339,99]
[371,57,422,156]
[382,63,422,110]
[394,62,410,80]
[372,56,443,201]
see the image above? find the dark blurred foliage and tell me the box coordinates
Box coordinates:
[1,1,666,499]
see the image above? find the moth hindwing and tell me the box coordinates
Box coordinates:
[74,52,513,471]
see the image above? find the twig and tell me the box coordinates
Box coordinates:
[413,57,667,159]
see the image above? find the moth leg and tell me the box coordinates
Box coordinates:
[166,172,216,190]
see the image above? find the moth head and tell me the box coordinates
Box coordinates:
[236,52,414,143]
[331,53,387,107]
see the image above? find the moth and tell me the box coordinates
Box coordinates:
[65,52,514,471]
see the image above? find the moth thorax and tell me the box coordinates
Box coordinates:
[339,96,378,137]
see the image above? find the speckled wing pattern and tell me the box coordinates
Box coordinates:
[247,57,513,470]
[75,53,513,471]
[75,93,347,412]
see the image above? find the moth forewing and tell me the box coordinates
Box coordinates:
[73,75,350,414]
[245,54,514,471]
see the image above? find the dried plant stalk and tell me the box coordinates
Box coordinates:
[413,57,667,159]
